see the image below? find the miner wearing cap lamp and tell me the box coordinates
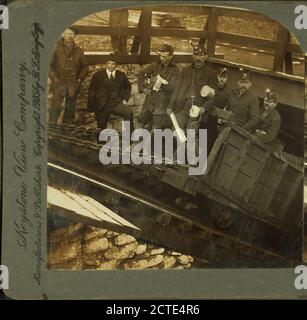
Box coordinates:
[226,69,260,132]
[212,67,232,109]
[49,28,89,124]
[200,67,232,120]
[87,55,133,131]
[137,44,179,129]
[251,89,282,151]
[167,43,216,129]
[197,67,232,151]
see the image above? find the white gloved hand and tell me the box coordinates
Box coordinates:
[200,85,216,98]
[153,74,168,92]
[189,105,201,118]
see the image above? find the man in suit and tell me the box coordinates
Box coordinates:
[87,56,133,131]
[49,28,89,124]
[252,88,282,152]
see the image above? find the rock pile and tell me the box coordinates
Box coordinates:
[48,223,208,270]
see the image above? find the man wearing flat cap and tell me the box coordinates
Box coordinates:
[226,68,259,132]
[87,55,134,131]
[252,88,282,151]
[137,44,179,129]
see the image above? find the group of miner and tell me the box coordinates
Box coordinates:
[49,28,282,153]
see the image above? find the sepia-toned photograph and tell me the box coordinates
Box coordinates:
[46,4,305,270]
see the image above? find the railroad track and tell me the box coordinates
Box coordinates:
[48,123,301,267]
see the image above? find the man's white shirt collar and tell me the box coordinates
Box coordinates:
[106,69,116,79]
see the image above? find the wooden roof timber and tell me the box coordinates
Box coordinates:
[71,25,302,54]
[130,5,274,23]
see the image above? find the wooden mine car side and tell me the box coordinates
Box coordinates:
[162,124,303,238]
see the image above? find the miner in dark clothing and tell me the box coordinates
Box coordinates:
[87,56,133,131]
[226,69,259,132]
[166,44,217,159]
[200,67,232,151]
[252,89,282,152]
[49,28,89,124]
[200,67,232,120]
[137,44,179,129]
[167,44,217,129]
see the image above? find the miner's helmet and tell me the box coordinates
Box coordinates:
[189,40,207,56]
[265,88,278,104]
[238,68,251,82]
[218,67,228,78]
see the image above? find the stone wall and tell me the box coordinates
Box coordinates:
[48,223,208,270]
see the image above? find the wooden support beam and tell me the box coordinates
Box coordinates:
[85,53,191,65]
[71,25,140,36]
[207,7,219,57]
[140,8,152,57]
[273,25,290,72]
[130,11,143,54]
[198,17,209,49]
[285,51,293,75]
[151,27,208,38]
[71,25,302,54]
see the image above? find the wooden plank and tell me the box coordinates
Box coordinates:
[279,173,303,219]
[242,151,270,201]
[285,51,293,75]
[151,27,208,38]
[217,32,301,53]
[259,161,288,213]
[71,25,302,54]
[147,5,273,22]
[140,8,152,56]
[198,17,208,49]
[206,127,232,175]
[199,177,289,231]
[147,5,208,15]
[47,186,140,230]
[85,53,192,64]
[217,32,276,50]
[71,25,141,36]
[207,7,219,57]
[131,9,144,54]
[273,25,290,72]
[217,7,275,22]
[225,139,250,191]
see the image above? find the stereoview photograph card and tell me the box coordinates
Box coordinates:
[1,0,307,299]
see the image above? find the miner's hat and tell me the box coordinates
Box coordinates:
[107,53,120,64]
[265,88,278,103]
[239,68,251,81]
[218,67,228,78]
[189,40,207,56]
[158,44,174,55]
